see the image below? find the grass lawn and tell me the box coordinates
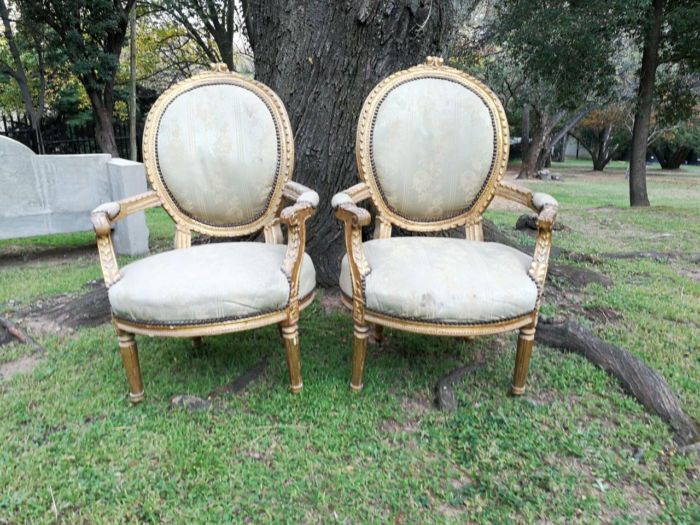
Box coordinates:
[0,163,698,523]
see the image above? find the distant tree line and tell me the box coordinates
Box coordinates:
[0,0,697,214]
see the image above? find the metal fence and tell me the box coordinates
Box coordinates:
[0,113,139,159]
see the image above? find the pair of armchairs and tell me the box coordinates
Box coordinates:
[92,58,557,403]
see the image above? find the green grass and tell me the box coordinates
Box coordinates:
[1,165,699,523]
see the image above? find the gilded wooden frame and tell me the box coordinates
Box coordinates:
[333,57,558,394]
[142,63,295,238]
[91,64,317,402]
[355,56,510,232]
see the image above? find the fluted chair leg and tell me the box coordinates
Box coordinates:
[117,330,144,403]
[281,321,303,394]
[351,322,369,392]
[512,325,536,395]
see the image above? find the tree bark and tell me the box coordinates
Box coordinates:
[129,5,137,161]
[519,110,562,178]
[521,103,530,158]
[242,0,457,284]
[88,88,120,157]
[628,0,665,207]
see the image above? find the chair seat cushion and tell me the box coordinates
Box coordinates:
[109,242,315,324]
[340,237,537,323]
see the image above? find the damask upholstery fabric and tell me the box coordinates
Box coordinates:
[371,78,496,220]
[109,243,315,323]
[156,84,279,226]
[340,237,537,323]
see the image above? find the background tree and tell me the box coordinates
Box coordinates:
[572,106,630,171]
[151,0,251,72]
[241,0,461,284]
[651,114,700,169]
[19,0,136,156]
[0,0,46,151]
[627,0,700,206]
[490,0,626,178]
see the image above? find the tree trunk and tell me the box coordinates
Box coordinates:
[88,88,120,157]
[242,1,457,284]
[521,103,530,158]
[519,120,548,178]
[129,5,137,161]
[654,145,690,169]
[628,0,664,207]
[592,154,610,171]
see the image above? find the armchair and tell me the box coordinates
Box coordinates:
[92,64,318,402]
[333,57,558,394]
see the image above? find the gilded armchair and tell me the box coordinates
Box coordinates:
[92,64,318,402]
[333,57,558,394]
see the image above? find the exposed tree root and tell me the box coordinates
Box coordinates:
[566,251,700,264]
[37,283,111,329]
[0,316,46,355]
[434,363,486,412]
[537,317,700,446]
[208,358,268,399]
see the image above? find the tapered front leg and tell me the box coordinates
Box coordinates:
[351,322,369,391]
[512,325,536,395]
[280,321,303,393]
[116,330,144,403]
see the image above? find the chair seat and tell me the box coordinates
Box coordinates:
[109,242,316,324]
[340,237,537,323]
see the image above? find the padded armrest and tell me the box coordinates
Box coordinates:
[91,202,121,220]
[283,181,320,207]
[331,182,372,208]
[91,191,161,226]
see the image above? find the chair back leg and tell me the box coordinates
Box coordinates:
[281,321,303,393]
[370,323,384,345]
[117,329,144,403]
[512,324,536,395]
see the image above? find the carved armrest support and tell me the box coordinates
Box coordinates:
[90,191,161,287]
[333,185,372,318]
[496,183,559,296]
[266,181,319,246]
[279,184,318,313]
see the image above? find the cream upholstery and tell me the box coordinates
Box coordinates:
[340,237,537,323]
[532,192,558,210]
[371,78,496,220]
[109,243,315,323]
[156,84,279,226]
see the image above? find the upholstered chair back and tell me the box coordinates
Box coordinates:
[356,58,509,231]
[143,66,293,236]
